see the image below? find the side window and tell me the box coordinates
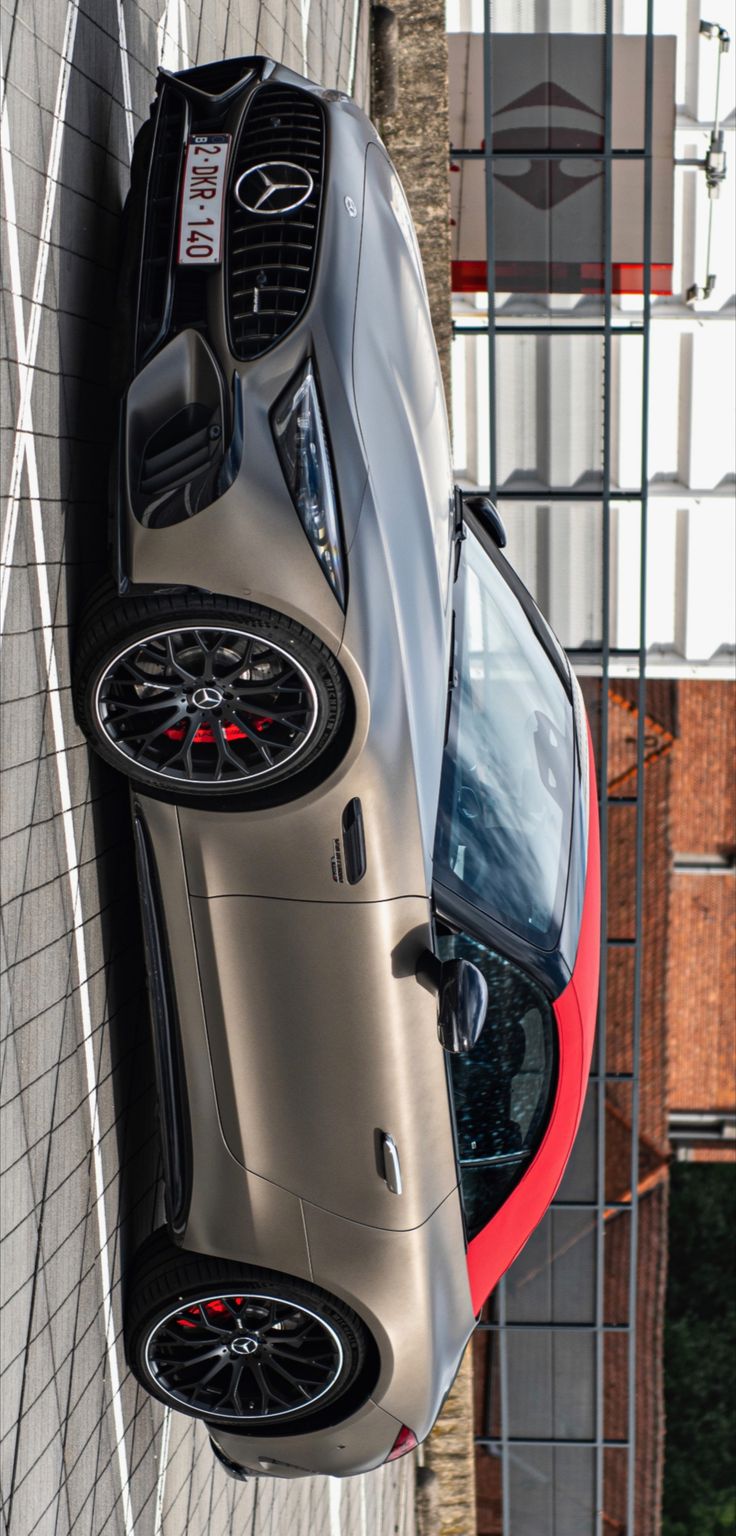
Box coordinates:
[433,529,574,949]
[438,930,557,1241]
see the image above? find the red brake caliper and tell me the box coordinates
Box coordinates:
[165,720,273,743]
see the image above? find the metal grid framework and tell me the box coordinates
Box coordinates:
[451,4,656,1532]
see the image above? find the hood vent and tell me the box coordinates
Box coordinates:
[226,86,324,360]
[128,331,229,529]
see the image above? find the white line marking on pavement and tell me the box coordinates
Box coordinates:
[1,19,136,1536]
[397,1460,408,1534]
[329,1476,343,1536]
[0,2,79,638]
[359,1474,367,1536]
[348,0,361,97]
[301,0,311,71]
[115,0,136,159]
[153,1407,172,1536]
[157,0,192,73]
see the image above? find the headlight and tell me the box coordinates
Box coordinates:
[272,361,346,609]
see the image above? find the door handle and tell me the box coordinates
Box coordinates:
[381,1134,403,1196]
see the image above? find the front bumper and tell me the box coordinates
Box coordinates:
[117,56,375,650]
[210,1396,405,1480]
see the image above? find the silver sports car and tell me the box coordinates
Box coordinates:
[73,55,601,1480]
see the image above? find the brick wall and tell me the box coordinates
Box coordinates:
[668,875,735,1115]
[670,682,735,856]
[667,682,736,1148]
[606,688,674,1150]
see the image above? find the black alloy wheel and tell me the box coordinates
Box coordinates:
[125,1234,372,1430]
[73,584,346,799]
[94,626,318,787]
[145,1292,344,1421]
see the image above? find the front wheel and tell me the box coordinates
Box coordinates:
[125,1235,372,1429]
[73,584,347,799]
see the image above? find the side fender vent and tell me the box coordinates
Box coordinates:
[139,404,221,526]
[127,330,230,529]
[342,798,367,884]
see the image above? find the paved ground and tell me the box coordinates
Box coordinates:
[0,4,415,1534]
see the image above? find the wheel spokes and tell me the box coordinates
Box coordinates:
[97,626,318,786]
[147,1292,343,1420]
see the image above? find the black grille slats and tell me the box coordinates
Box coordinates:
[138,404,221,528]
[226,86,324,359]
[140,420,213,497]
[136,82,324,368]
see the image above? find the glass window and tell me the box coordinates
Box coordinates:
[439,931,557,1240]
[434,529,574,947]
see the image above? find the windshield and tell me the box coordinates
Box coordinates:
[434,530,574,949]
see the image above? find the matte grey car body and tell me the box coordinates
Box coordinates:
[73,54,598,1481]
[72,55,476,1478]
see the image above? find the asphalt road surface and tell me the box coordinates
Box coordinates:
[0,3,415,1533]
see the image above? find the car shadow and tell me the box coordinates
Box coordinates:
[56,5,163,1277]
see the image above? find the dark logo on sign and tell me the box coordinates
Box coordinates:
[494,81,603,209]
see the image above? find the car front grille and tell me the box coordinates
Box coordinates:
[136,80,324,369]
[226,85,324,360]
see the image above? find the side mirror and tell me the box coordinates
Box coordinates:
[462,493,507,550]
[417,952,489,1054]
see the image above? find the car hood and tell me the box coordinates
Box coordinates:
[345,142,455,868]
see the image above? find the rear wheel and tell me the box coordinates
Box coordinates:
[73,584,347,799]
[125,1234,371,1429]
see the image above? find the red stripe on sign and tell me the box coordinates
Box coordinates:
[452,260,673,295]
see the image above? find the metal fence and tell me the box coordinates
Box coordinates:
[452,3,659,1531]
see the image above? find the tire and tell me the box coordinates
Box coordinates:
[125,1230,371,1430]
[73,582,347,800]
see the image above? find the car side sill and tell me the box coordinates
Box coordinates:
[133,810,193,1233]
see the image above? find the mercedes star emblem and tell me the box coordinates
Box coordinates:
[234,161,314,216]
[192,686,224,709]
[230,1335,259,1356]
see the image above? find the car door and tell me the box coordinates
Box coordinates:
[189,892,460,1232]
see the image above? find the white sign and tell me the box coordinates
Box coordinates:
[177,135,231,266]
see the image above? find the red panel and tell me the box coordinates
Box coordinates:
[465,727,601,1313]
[452,260,490,293]
[451,259,673,296]
[580,261,673,295]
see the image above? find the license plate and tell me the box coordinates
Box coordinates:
[177,135,231,266]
